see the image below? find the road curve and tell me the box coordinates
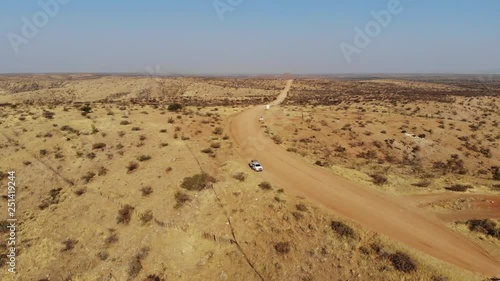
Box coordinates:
[228,79,500,276]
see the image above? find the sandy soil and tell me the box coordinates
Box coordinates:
[229,80,500,276]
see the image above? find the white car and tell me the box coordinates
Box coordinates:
[249,160,263,172]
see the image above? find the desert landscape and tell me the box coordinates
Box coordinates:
[0,74,499,280]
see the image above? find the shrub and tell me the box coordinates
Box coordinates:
[74,188,86,196]
[232,172,246,182]
[467,219,499,238]
[97,251,109,261]
[120,120,130,125]
[292,211,304,220]
[296,204,308,212]
[174,191,191,208]
[167,103,183,112]
[258,181,272,190]
[433,154,467,175]
[213,127,224,135]
[104,233,118,245]
[97,166,108,176]
[371,173,388,186]
[92,142,106,149]
[388,251,416,273]
[159,129,167,133]
[144,275,162,281]
[127,162,139,173]
[274,242,290,254]
[412,180,431,188]
[334,145,346,153]
[201,148,213,154]
[141,186,153,196]
[131,126,142,131]
[86,152,96,159]
[180,173,216,191]
[331,221,355,238]
[137,155,151,161]
[445,184,472,192]
[128,247,150,279]
[210,142,221,149]
[61,238,78,252]
[43,111,55,119]
[271,135,283,144]
[38,188,62,210]
[81,171,96,183]
[116,204,134,224]
[140,210,153,224]
[492,166,500,181]
[80,104,92,114]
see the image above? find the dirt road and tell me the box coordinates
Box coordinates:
[228,79,500,276]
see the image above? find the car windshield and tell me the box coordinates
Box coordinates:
[255,164,261,167]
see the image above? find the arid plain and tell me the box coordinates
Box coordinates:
[0,74,499,280]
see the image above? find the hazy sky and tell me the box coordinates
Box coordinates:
[1,0,499,74]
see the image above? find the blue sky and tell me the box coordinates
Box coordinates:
[1,0,499,74]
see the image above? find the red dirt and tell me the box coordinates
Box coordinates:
[409,193,500,221]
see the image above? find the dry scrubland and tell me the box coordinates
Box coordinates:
[0,74,498,280]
